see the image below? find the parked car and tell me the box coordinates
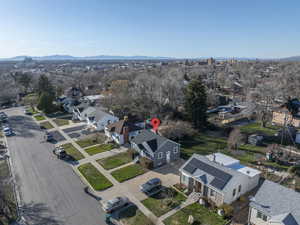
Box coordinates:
[0,112,8,122]
[53,146,68,159]
[0,154,9,160]
[3,127,13,136]
[102,197,129,213]
[140,178,161,193]
[24,108,32,115]
[45,132,54,142]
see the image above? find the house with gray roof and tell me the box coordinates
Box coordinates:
[73,106,118,131]
[131,129,180,168]
[249,180,300,225]
[180,153,261,206]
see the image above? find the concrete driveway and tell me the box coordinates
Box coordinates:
[99,160,185,203]
[5,107,107,225]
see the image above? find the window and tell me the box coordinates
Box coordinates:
[262,215,267,221]
[173,146,179,153]
[232,189,236,197]
[257,210,267,221]
[158,152,163,159]
[210,189,215,197]
[238,185,242,193]
[256,211,262,219]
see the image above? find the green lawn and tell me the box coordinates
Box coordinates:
[240,122,279,136]
[111,164,146,182]
[97,152,132,170]
[53,118,70,126]
[164,203,228,225]
[85,143,117,156]
[76,135,106,148]
[26,107,39,115]
[180,133,227,159]
[61,143,84,160]
[119,205,154,225]
[142,188,187,217]
[34,115,46,121]
[39,121,54,129]
[78,163,113,191]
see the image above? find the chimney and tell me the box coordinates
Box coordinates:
[213,153,216,162]
[123,126,129,143]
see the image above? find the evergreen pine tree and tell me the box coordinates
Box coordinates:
[184,79,207,130]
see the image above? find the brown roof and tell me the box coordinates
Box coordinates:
[106,120,142,134]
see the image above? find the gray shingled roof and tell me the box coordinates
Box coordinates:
[132,130,177,153]
[250,180,300,224]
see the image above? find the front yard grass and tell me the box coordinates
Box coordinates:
[164,203,229,225]
[39,121,54,129]
[76,135,106,148]
[119,205,154,225]
[97,152,132,170]
[78,163,112,191]
[34,115,46,121]
[111,164,146,182]
[53,118,70,126]
[181,133,227,159]
[142,188,187,217]
[240,122,279,136]
[85,143,117,156]
[61,143,84,161]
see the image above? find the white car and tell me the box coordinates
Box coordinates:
[3,127,13,136]
[102,197,129,213]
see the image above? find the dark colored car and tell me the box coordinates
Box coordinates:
[140,178,161,193]
[45,132,54,142]
[53,146,67,159]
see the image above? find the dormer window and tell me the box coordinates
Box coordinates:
[173,146,179,153]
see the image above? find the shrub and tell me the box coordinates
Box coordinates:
[288,165,300,176]
[127,148,136,159]
[139,157,153,169]
[220,204,233,218]
[238,195,248,203]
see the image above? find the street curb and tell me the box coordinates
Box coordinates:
[4,135,22,223]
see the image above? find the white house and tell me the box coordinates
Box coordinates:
[179,153,261,206]
[105,117,143,145]
[73,106,118,131]
[249,180,300,225]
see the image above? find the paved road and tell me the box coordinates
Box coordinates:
[5,107,107,225]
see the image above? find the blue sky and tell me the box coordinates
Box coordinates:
[0,0,299,58]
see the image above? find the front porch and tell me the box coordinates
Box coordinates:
[181,173,224,206]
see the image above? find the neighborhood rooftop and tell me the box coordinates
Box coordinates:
[207,153,261,178]
[131,129,168,153]
[106,119,142,134]
[250,180,300,224]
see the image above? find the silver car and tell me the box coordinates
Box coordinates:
[102,196,129,213]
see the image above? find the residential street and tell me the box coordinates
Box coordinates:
[5,107,107,225]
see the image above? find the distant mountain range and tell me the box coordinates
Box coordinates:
[0,55,174,61]
[0,54,300,61]
[276,56,300,62]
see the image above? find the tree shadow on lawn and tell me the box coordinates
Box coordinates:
[20,202,64,225]
[116,204,138,220]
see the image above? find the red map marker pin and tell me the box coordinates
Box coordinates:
[150,118,161,132]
